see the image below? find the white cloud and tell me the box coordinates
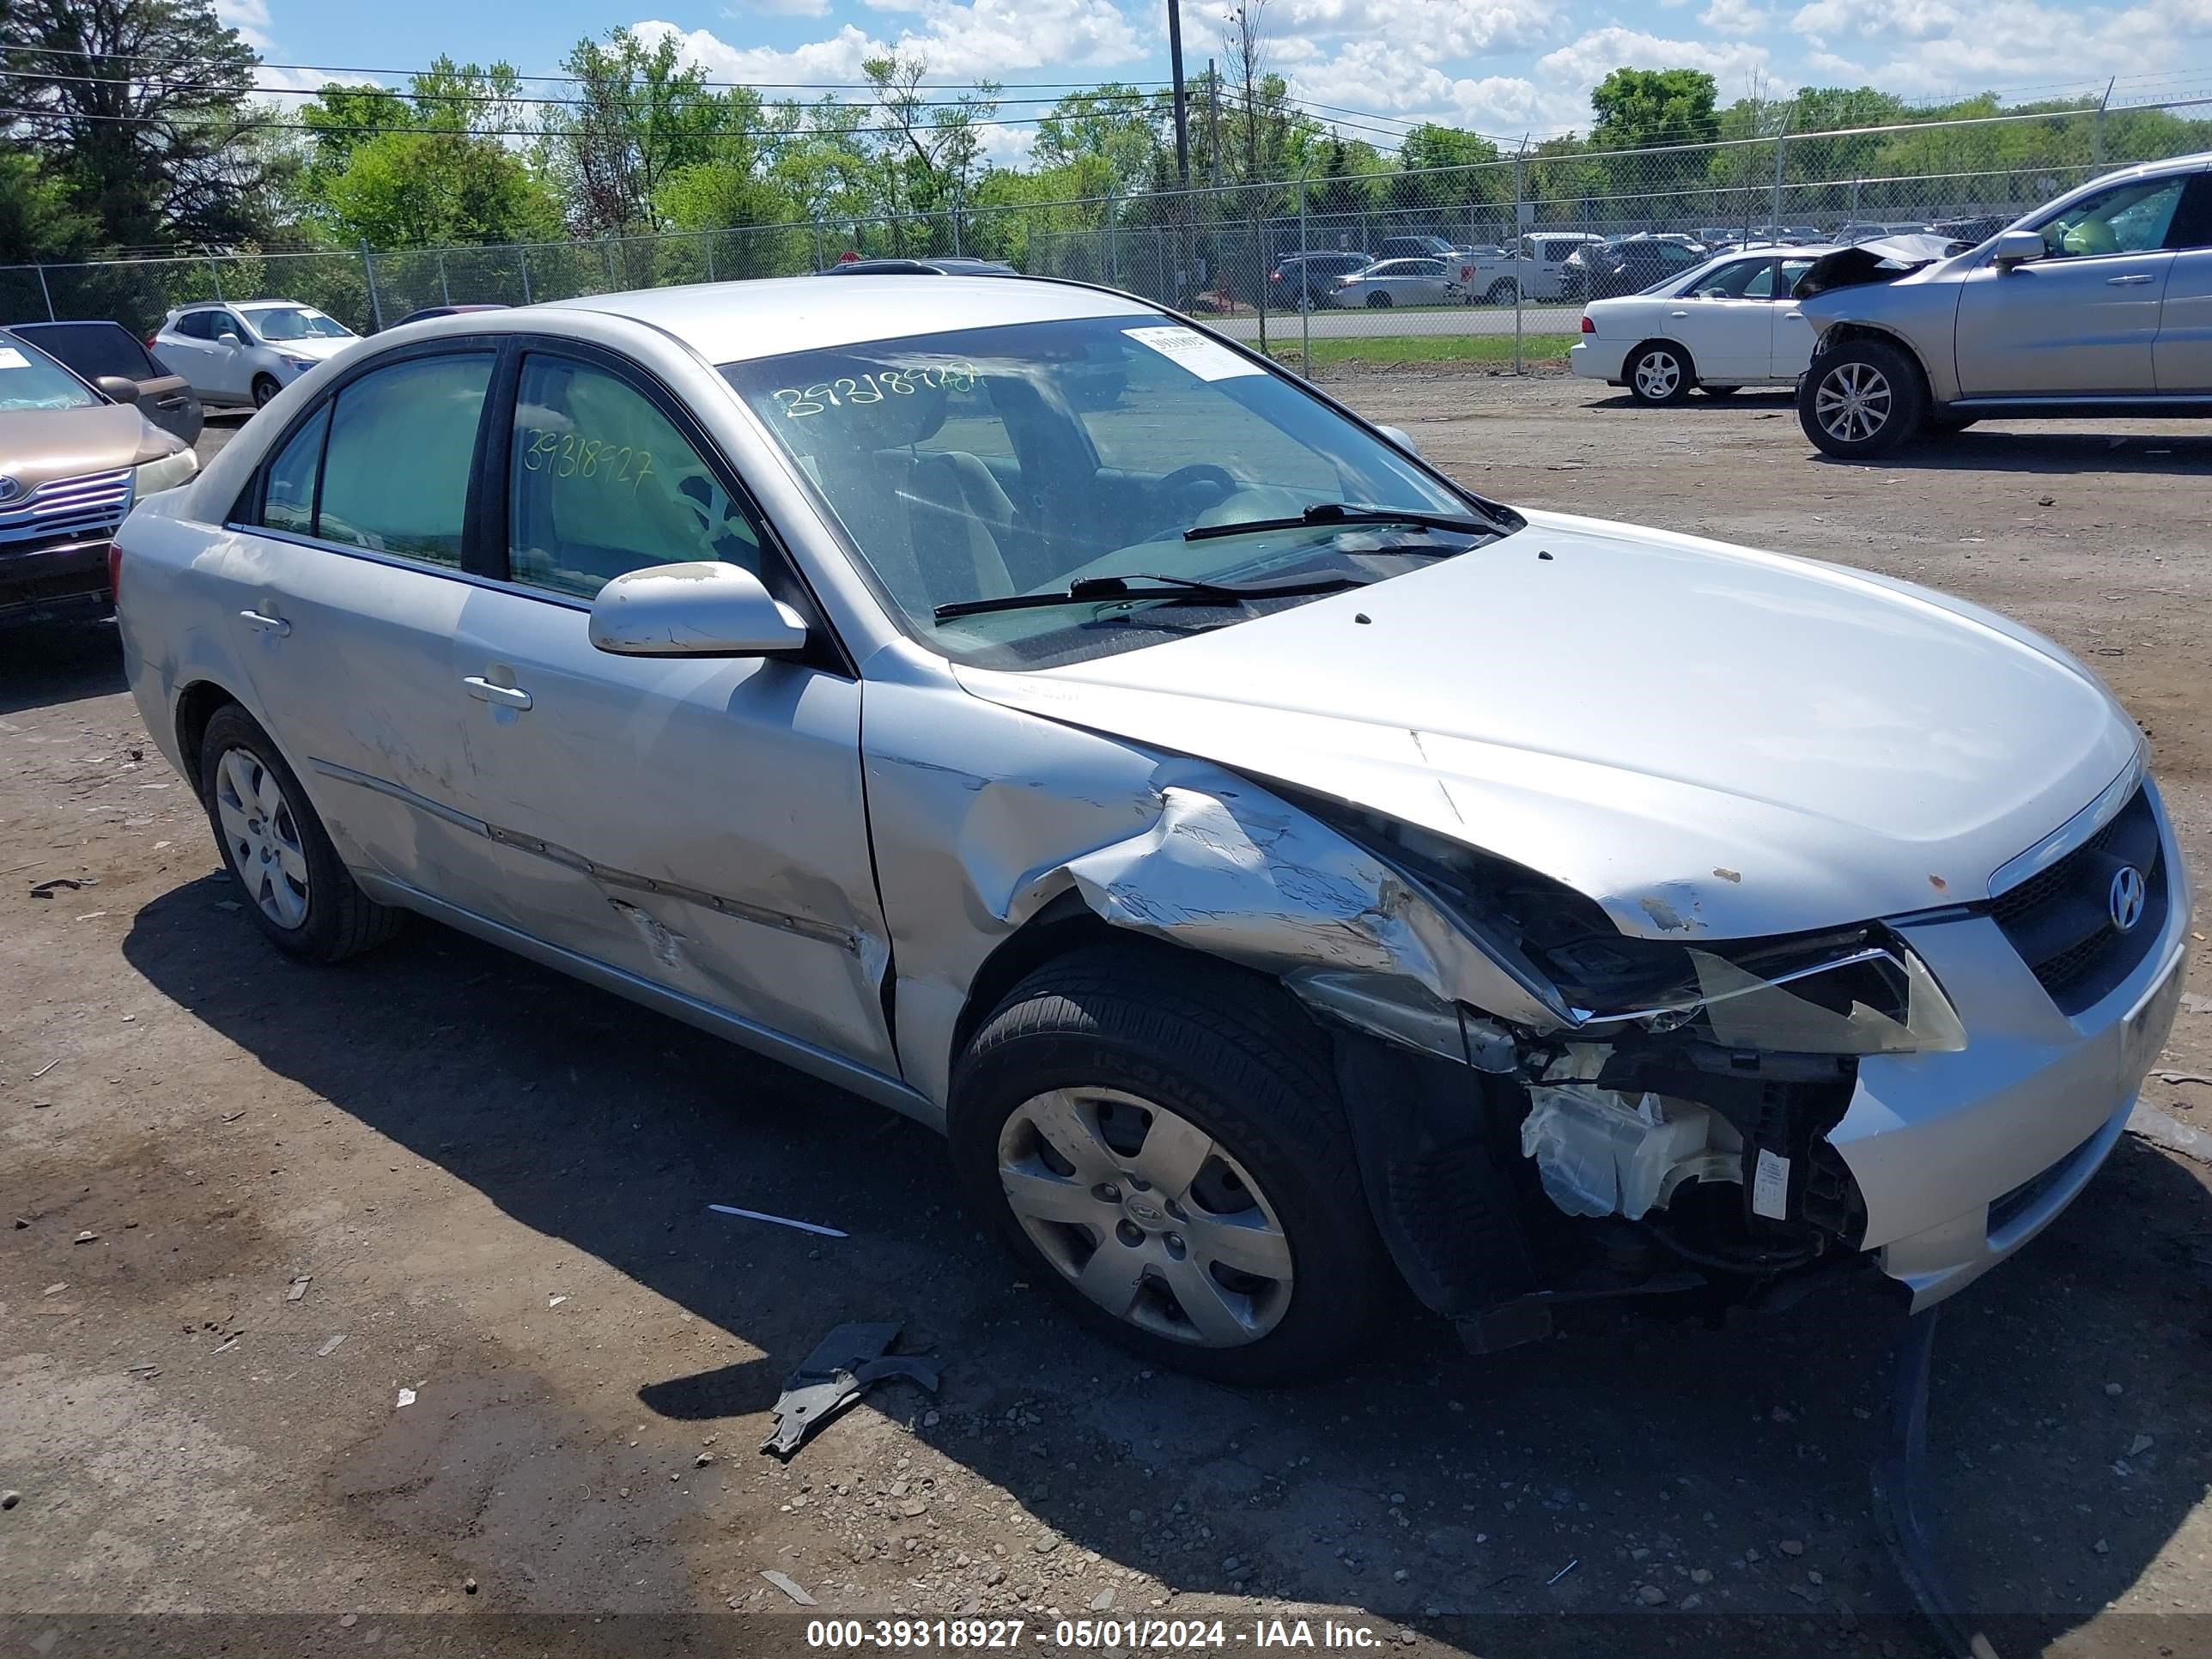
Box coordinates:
[1789,0,2212,95]
[215,0,272,48]
[630,0,1144,84]
[1270,0,1553,56]
[1699,0,1773,32]
[727,0,832,16]
[1535,26,1774,90]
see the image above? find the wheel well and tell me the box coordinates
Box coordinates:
[173,680,239,782]
[949,894,1121,1069]
[1814,324,1933,397]
[1627,337,1695,382]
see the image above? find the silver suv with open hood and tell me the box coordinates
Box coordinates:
[113,277,2189,1381]
[1795,154,2212,456]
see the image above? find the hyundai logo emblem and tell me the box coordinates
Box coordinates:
[2109,866,2147,933]
[0,477,21,505]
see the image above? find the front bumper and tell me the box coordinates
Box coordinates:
[0,534,113,623]
[1827,784,2191,1309]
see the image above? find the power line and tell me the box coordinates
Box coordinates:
[0,100,1093,142]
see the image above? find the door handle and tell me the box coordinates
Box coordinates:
[238,609,290,636]
[2106,273,2156,285]
[1668,309,1690,317]
[464,676,532,711]
[1784,311,1804,319]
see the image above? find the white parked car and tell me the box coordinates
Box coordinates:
[152,301,360,409]
[1571,247,1832,404]
[114,278,2187,1382]
[1332,258,1463,308]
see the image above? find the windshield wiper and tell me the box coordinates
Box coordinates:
[933,570,1370,622]
[1183,501,1497,543]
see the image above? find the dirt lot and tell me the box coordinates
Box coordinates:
[6,382,2212,1658]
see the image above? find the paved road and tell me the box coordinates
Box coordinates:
[1211,303,1583,342]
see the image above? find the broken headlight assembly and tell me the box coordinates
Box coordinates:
[1313,802,1966,1056]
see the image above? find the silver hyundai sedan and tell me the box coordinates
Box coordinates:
[115,276,2189,1382]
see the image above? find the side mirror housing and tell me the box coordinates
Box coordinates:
[589,562,809,658]
[94,374,142,404]
[217,331,243,349]
[1375,423,1421,458]
[1991,229,2045,268]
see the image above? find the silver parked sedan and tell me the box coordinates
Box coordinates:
[1332,258,1464,308]
[117,276,2187,1382]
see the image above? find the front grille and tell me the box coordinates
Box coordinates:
[1988,785,2165,1016]
[0,467,132,551]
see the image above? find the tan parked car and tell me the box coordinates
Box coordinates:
[0,326,198,623]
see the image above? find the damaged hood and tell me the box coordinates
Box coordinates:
[955,511,2140,940]
[1795,234,1966,298]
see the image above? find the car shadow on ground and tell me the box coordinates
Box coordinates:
[1824,429,2212,475]
[114,869,2212,1656]
[1580,391,1797,413]
[0,617,124,716]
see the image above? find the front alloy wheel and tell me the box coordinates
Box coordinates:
[1798,337,1925,458]
[998,1087,1294,1349]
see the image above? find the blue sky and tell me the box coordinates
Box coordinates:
[220,0,2212,158]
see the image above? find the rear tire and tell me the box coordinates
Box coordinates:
[1484,279,1518,306]
[198,703,405,963]
[1365,292,1393,308]
[949,945,1393,1384]
[251,374,281,408]
[1626,341,1694,405]
[1799,337,1925,458]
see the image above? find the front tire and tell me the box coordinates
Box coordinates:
[949,945,1392,1384]
[1365,291,1393,308]
[1484,279,1518,306]
[1626,341,1694,405]
[251,374,282,408]
[198,704,405,963]
[1799,338,1925,457]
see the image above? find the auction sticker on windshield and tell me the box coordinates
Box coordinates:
[1122,325,1262,381]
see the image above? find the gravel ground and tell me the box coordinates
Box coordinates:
[4,382,2211,1658]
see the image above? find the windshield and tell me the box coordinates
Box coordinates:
[0,332,99,412]
[248,306,354,342]
[722,315,1509,670]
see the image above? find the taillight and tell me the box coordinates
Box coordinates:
[106,540,123,602]
[144,331,158,349]
[1580,313,1595,332]
[1269,270,1281,283]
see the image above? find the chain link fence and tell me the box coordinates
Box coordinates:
[5,97,2207,379]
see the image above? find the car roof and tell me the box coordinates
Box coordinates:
[548,274,1158,364]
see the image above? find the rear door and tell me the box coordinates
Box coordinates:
[1954,172,2190,395]
[440,342,899,1075]
[2153,173,2212,392]
[1661,256,1776,380]
[223,345,500,893]
[158,312,224,398]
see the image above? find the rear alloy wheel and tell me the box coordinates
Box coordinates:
[198,703,405,963]
[1365,291,1393,308]
[1799,338,1926,458]
[251,373,281,407]
[950,945,1392,1383]
[1626,342,1693,405]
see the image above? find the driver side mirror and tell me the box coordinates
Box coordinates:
[589,562,809,658]
[1375,423,1421,458]
[1991,229,2045,268]
[217,331,243,349]
[94,374,143,404]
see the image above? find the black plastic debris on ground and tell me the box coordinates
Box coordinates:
[760,1321,940,1458]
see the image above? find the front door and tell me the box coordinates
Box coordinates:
[1954,172,2191,396]
[445,346,898,1077]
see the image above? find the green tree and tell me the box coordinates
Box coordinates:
[1589,67,1720,150]
[0,145,97,263]
[543,28,736,235]
[0,0,267,250]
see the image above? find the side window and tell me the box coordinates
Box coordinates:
[1692,259,1765,299]
[2034,176,2188,258]
[319,353,492,565]
[173,312,210,340]
[259,404,329,534]
[1778,258,1817,295]
[2166,174,2212,252]
[1739,262,1778,299]
[508,355,763,599]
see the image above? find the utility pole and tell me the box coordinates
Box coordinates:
[1207,59,1221,187]
[1166,0,1191,189]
